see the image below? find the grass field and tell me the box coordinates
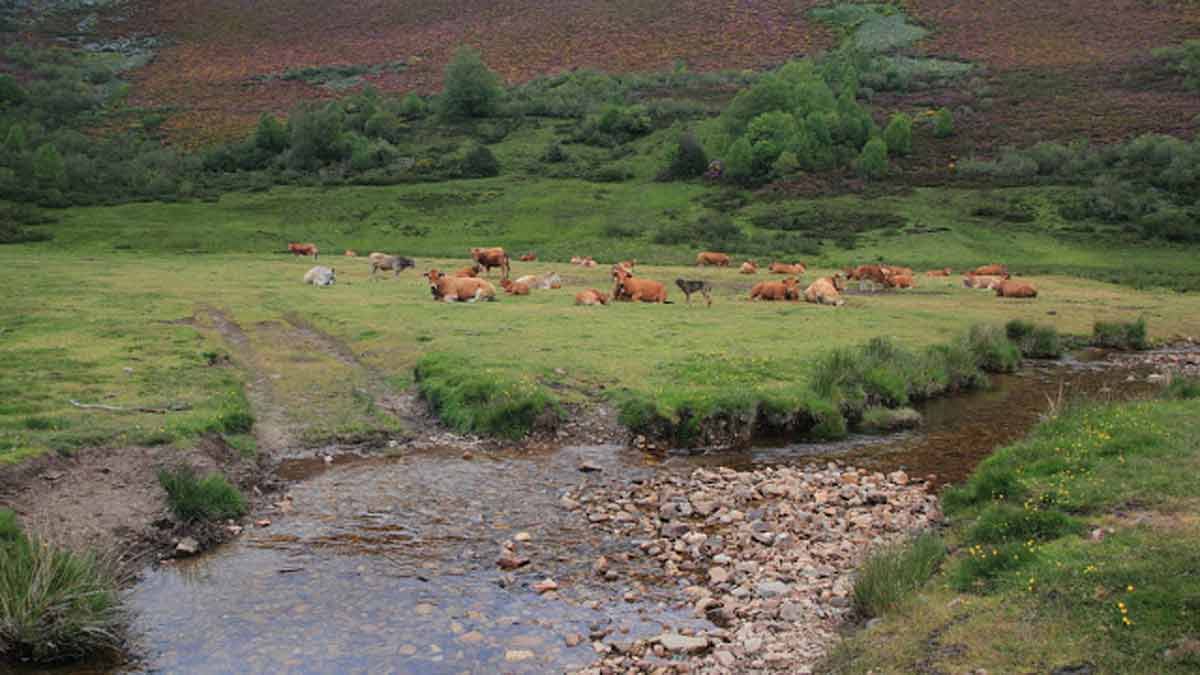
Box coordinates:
[3,182,1200,462]
[824,394,1200,674]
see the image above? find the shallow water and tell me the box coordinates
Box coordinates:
[110,351,1157,673]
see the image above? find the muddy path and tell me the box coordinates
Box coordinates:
[105,351,1173,674]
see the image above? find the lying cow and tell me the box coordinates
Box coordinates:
[993,279,1038,298]
[515,272,562,290]
[696,251,731,267]
[500,278,531,295]
[740,261,757,274]
[575,289,609,306]
[470,247,510,278]
[368,252,415,278]
[612,267,669,303]
[973,263,1009,276]
[769,262,806,275]
[424,269,496,303]
[925,267,952,277]
[303,266,335,287]
[805,275,846,306]
[750,277,800,301]
[519,252,537,262]
[882,265,914,278]
[885,273,916,289]
[455,265,481,278]
[344,250,358,257]
[288,242,319,259]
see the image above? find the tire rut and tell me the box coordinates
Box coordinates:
[197,305,295,455]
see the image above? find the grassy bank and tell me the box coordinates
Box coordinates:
[824,390,1200,674]
[2,239,1199,461]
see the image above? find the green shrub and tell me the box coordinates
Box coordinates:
[541,140,569,163]
[1092,317,1148,350]
[1152,40,1200,90]
[414,353,560,439]
[440,46,502,119]
[856,137,888,178]
[666,130,709,179]
[398,92,428,118]
[157,466,247,523]
[964,503,1082,545]
[932,107,954,137]
[965,324,1020,373]
[0,534,127,663]
[1005,319,1035,341]
[459,143,500,178]
[942,460,1025,513]
[852,533,946,617]
[0,509,19,542]
[1023,326,1062,359]
[882,113,913,156]
[1163,377,1200,400]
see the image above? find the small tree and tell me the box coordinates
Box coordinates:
[460,143,500,178]
[667,130,709,179]
[364,110,400,141]
[441,46,502,119]
[724,136,756,185]
[773,150,801,177]
[33,144,66,188]
[857,137,888,179]
[933,107,954,138]
[883,113,913,156]
[254,113,289,153]
[399,93,428,118]
[4,124,27,155]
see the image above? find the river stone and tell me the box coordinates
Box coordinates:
[505,649,535,662]
[656,633,709,653]
[708,566,730,584]
[175,537,200,556]
[757,581,790,598]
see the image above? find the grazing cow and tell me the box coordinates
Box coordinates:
[500,278,531,295]
[885,274,916,289]
[288,242,319,259]
[973,263,1009,276]
[962,274,1007,289]
[455,265,481,278]
[303,266,336,287]
[423,269,496,303]
[696,251,731,267]
[519,252,537,262]
[612,267,669,303]
[769,262,806,275]
[344,250,357,257]
[368,252,415,278]
[470,247,511,278]
[925,267,952,277]
[993,279,1038,298]
[675,279,713,307]
[750,277,800,301]
[740,261,757,275]
[575,289,609,306]
[805,275,846,306]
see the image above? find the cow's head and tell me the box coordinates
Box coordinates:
[612,265,632,281]
[832,274,846,292]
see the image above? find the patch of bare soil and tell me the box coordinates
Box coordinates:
[0,435,272,567]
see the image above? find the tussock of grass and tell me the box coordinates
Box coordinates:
[1005,319,1062,358]
[1092,317,1148,350]
[1164,376,1200,400]
[0,534,127,664]
[964,503,1082,545]
[0,509,19,543]
[852,533,945,618]
[157,466,247,523]
[964,324,1020,372]
[414,352,560,439]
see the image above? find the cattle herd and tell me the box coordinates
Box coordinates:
[288,243,1038,305]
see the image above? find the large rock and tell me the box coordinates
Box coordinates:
[655,633,709,654]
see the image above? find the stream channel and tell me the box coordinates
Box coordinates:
[107,351,1159,673]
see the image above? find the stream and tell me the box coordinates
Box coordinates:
[110,351,1159,673]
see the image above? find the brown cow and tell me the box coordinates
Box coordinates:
[617,259,636,272]
[805,275,846,306]
[962,274,1007,289]
[288,242,319,259]
[611,267,669,303]
[500,278,531,295]
[575,288,609,306]
[973,263,1009,276]
[750,277,800,301]
[696,251,731,267]
[993,279,1038,298]
[848,264,887,286]
[769,262,806,275]
[519,252,537,262]
[925,267,952,277]
[882,265,914,278]
[455,265,481,278]
[740,261,757,275]
[344,250,358,257]
[580,258,598,268]
[470,247,511,278]
[423,269,496,303]
[885,274,916,289]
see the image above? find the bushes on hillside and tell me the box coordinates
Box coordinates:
[663,130,709,179]
[883,113,912,156]
[440,46,503,119]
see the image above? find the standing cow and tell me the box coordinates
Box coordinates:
[470,247,511,278]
